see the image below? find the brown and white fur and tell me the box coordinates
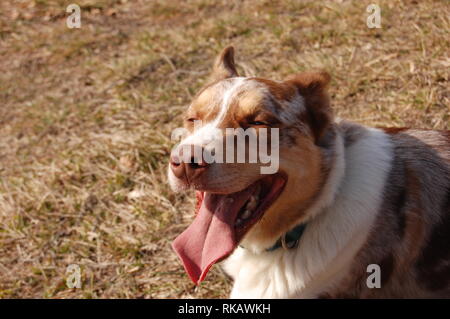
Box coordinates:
[168,46,450,298]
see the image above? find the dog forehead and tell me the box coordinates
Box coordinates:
[190,77,304,125]
[194,79,234,109]
[190,78,264,119]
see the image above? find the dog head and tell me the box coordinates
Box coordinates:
[169,46,334,284]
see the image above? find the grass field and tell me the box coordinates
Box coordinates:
[0,0,448,298]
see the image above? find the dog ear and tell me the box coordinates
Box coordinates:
[208,46,239,83]
[285,71,333,144]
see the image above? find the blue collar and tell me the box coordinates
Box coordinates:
[266,223,307,252]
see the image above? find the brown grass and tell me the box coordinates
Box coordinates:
[0,0,448,298]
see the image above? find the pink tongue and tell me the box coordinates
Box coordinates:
[172,188,253,285]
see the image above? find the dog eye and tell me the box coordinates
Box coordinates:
[186,118,198,123]
[249,121,269,126]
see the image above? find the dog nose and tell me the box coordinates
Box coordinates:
[170,147,209,182]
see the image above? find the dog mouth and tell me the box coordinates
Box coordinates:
[172,173,287,285]
[232,174,287,239]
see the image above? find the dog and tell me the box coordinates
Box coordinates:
[169,46,450,298]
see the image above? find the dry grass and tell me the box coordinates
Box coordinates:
[0,0,448,298]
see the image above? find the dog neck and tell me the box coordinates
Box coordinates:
[268,126,347,252]
[303,124,347,221]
